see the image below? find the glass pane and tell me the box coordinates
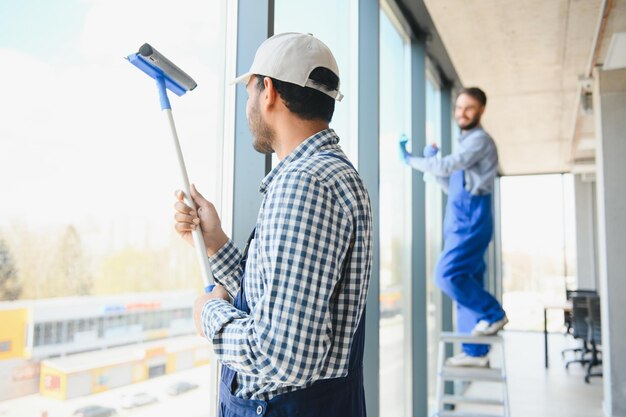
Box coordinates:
[0,0,228,413]
[501,174,577,331]
[379,9,411,417]
[274,0,357,163]
[425,75,443,413]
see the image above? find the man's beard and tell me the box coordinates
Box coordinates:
[457,114,481,131]
[248,102,275,154]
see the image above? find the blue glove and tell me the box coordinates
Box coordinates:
[423,143,439,157]
[399,134,411,162]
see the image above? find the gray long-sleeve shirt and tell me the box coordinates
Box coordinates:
[405,126,498,195]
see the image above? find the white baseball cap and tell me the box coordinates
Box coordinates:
[233,32,343,101]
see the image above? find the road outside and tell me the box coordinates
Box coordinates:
[0,365,214,417]
[1,321,411,417]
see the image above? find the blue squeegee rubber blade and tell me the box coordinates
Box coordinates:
[127,53,188,97]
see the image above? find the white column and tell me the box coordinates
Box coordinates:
[573,174,598,290]
[594,67,626,417]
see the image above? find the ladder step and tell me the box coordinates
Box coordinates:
[436,411,504,417]
[439,332,504,344]
[440,366,505,382]
[441,395,504,407]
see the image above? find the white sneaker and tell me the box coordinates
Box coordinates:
[471,316,509,336]
[445,353,490,368]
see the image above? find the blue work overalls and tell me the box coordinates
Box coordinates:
[435,170,505,356]
[218,152,367,417]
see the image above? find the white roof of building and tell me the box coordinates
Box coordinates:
[41,334,209,374]
[0,290,198,322]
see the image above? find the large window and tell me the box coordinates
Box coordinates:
[0,0,229,412]
[379,8,412,417]
[500,174,577,331]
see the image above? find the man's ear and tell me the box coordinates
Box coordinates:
[262,77,278,110]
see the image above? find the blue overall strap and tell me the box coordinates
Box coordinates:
[233,227,256,314]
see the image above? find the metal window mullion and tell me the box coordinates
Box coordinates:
[358,0,380,416]
[409,36,428,417]
[439,83,455,398]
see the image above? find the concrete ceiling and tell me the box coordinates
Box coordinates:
[422,0,625,175]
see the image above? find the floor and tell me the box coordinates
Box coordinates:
[458,331,604,417]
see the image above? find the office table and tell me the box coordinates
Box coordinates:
[544,302,573,368]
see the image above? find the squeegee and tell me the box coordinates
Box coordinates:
[126,43,214,293]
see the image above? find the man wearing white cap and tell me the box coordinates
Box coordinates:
[174,33,372,417]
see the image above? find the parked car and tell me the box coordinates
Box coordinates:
[167,381,199,396]
[71,405,117,417]
[120,392,158,409]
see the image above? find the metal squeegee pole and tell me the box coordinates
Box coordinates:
[157,76,214,289]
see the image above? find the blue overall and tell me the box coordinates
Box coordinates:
[218,152,367,417]
[435,170,505,357]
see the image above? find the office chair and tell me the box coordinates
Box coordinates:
[562,289,597,363]
[565,294,592,369]
[584,295,602,383]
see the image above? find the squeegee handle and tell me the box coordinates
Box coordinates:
[157,78,215,290]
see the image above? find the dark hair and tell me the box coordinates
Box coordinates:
[256,67,339,122]
[457,87,487,107]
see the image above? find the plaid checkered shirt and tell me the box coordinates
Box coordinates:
[201,128,372,400]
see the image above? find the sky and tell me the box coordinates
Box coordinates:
[0,0,228,248]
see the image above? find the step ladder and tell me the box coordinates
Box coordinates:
[434,332,510,417]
